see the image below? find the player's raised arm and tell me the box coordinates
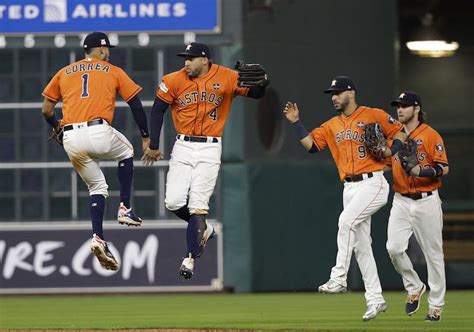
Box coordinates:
[283,102,318,153]
[142,96,169,165]
[127,95,150,153]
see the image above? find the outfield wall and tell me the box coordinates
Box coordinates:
[221,163,474,293]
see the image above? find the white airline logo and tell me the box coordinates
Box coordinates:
[44,0,67,23]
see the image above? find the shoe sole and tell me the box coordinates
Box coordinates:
[196,225,216,258]
[407,284,426,316]
[118,217,142,227]
[179,268,193,280]
[318,287,347,294]
[90,244,119,271]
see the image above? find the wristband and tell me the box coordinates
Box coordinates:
[418,167,436,177]
[390,139,403,155]
[292,120,310,140]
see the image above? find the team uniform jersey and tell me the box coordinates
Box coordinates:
[42,58,142,126]
[310,106,403,181]
[156,65,249,137]
[390,123,448,194]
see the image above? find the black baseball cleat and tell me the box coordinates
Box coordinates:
[406,283,426,316]
[117,203,142,226]
[90,234,119,271]
[197,222,215,257]
[179,253,194,280]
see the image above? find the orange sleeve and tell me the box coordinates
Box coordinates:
[373,108,403,138]
[115,67,142,102]
[310,122,329,151]
[428,131,449,165]
[156,74,176,104]
[42,71,62,102]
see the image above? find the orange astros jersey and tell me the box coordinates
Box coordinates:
[390,123,448,193]
[311,106,403,181]
[42,58,142,126]
[156,64,248,137]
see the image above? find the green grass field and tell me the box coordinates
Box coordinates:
[0,291,473,331]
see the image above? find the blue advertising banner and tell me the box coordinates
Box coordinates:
[0,0,220,34]
[0,221,223,294]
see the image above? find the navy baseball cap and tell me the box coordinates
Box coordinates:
[391,91,422,107]
[83,32,115,50]
[323,76,356,93]
[177,42,211,58]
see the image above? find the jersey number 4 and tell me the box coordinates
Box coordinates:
[81,73,89,98]
[209,107,218,121]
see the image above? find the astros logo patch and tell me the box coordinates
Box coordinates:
[416,139,423,146]
[387,115,396,124]
[436,143,444,152]
[213,83,220,90]
[357,121,364,128]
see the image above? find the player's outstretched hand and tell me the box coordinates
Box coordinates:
[283,102,300,123]
[141,147,163,166]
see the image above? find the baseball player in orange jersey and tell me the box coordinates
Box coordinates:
[283,76,408,321]
[42,32,150,271]
[142,42,269,279]
[385,91,449,321]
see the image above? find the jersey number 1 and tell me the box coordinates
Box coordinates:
[81,73,89,98]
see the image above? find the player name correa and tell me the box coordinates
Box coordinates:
[65,62,110,75]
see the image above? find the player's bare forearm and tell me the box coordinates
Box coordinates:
[42,98,60,130]
[300,136,314,151]
[393,130,408,143]
[42,98,57,118]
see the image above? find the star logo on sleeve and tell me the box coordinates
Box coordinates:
[436,143,444,152]
[387,115,396,124]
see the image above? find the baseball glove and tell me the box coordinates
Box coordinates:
[48,127,64,146]
[398,138,419,175]
[234,60,270,87]
[363,123,387,159]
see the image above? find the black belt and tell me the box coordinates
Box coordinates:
[63,119,104,131]
[401,191,433,200]
[344,172,374,183]
[177,134,219,143]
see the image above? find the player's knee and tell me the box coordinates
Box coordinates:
[386,241,405,258]
[338,216,354,231]
[88,181,109,197]
[165,196,187,212]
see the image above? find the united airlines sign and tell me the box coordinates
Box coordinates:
[0,0,220,34]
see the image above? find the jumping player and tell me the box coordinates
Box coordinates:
[142,42,269,279]
[386,91,449,321]
[283,76,407,321]
[42,32,149,271]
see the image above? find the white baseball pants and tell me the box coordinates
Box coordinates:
[63,121,134,197]
[329,171,389,305]
[386,191,445,309]
[165,139,222,213]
